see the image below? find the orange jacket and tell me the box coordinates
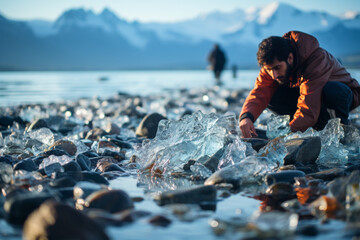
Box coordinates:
[240,31,360,132]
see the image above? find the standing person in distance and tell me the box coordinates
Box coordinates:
[207,43,227,84]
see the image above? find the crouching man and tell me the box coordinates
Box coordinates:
[239,31,360,138]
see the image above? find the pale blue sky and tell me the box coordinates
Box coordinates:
[0,0,359,22]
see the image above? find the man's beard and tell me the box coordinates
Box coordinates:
[276,62,292,85]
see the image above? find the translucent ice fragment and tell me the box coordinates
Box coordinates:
[0,162,13,184]
[250,211,298,237]
[258,137,287,166]
[266,115,290,139]
[39,155,73,169]
[218,136,247,169]
[190,162,212,179]
[137,111,234,176]
[27,127,55,146]
[316,119,348,166]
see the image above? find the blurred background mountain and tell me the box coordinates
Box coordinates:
[1,2,359,70]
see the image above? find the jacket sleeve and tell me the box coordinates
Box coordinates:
[240,68,278,122]
[290,48,333,132]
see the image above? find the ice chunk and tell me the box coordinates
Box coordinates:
[190,162,212,179]
[249,211,298,237]
[218,136,247,169]
[266,114,290,139]
[0,162,13,185]
[27,127,55,146]
[137,111,235,176]
[258,137,287,165]
[39,155,73,169]
[205,156,280,186]
[316,119,348,166]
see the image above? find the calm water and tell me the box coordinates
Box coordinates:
[0,70,258,107]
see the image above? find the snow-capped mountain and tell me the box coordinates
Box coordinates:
[1,2,360,70]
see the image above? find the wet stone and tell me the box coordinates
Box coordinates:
[242,138,269,152]
[284,137,321,165]
[84,189,133,213]
[109,138,133,149]
[62,160,82,172]
[265,170,306,186]
[266,182,296,202]
[307,168,345,181]
[0,155,13,166]
[203,147,225,173]
[136,113,167,139]
[96,161,125,173]
[73,181,106,201]
[105,122,121,135]
[85,128,107,141]
[148,215,172,227]
[26,119,49,132]
[40,149,70,158]
[13,159,38,172]
[76,154,91,171]
[47,139,77,156]
[50,176,77,188]
[4,192,57,225]
[101,149,125,161]
[155,185,217,206]
[23,201,109,240]
[82,171,109,185]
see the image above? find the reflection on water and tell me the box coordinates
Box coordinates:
[0,70,258,106]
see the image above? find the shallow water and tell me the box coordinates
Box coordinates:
[0,70,258,107]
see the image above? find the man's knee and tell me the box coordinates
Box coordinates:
[322,81,353,108]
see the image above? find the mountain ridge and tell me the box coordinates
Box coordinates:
[1,2,359,70]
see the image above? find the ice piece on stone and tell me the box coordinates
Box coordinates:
[27,127,55,146]
[266,115,290,139]
[284,127,319,141]
[258,137,287,165]
[137,111,235,176]
[249,211,298,237]
[190,162,212,179]
[218,136,247,169]
[0,162,13,185]
[39,155,73,169]
[205,156,280,186]
[316,119,348,166]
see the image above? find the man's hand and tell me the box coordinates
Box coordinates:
[239,118,258,138]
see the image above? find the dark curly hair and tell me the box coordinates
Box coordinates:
[257,36,293,66]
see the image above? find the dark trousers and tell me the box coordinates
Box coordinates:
[267,81,353,130]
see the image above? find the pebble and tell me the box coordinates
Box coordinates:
[23,201,109,240]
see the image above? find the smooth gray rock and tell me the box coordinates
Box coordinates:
[85,189,133,213]
[284,137,321,165]
[156,185,216,206]
[136,113,167,139]
[265,170,306,185]
[23,201,109,240]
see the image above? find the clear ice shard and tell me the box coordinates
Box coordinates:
[316,118,348,166]
[190,162,212,179]
[258,137,287,165]
[136,111,237,176]
[205,155,280,186]
[0,162,13,184]
[218,136,247,169]
[39,155,73,169]
[27,127,55,146]
[266,114,290,139]
[250,211,298,237]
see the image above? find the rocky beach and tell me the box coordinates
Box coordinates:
[1,85,360,239]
